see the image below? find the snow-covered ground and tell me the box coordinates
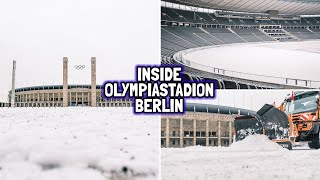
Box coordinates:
[161,135,320,180]
[184,41,320,81]
[0,108,159,180]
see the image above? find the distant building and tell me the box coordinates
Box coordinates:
[161,103,256,148]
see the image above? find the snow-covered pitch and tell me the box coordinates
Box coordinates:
[0,108,159,180]
[184,41,320,81]
[161,135,320,180]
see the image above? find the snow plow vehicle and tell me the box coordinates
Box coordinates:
[234,91,320,150]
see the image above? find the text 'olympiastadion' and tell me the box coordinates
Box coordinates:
[102,66,217,114]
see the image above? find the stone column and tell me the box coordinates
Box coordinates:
[180,118,183,148]
[193,119,196,146]
[82,92,84,105]
[53,93,55,107]
[218,121,221,146]
[75,92,78,106]
[206,119,209,146]
[58,92,60,107]
[63,57,68,107]
[91,57,97,107]
[166,118,170,148]
[11,60,16,108]
[229,121,233,146]
[69,92,72,106]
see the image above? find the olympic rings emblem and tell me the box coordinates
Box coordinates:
[74,65,85,70]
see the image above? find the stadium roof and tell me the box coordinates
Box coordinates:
[186,103,256,116]
[164,0,320,15]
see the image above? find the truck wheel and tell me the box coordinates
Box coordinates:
[287,141,292,150]
[308,142,314,149]
[313,132,320,149]
[308,132,320,149]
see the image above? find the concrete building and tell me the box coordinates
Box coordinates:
[6,58,132,108]
[161,103,256,148]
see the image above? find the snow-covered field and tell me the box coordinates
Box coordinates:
[161,135,320,180]
[184,41,320,81]
[0,108,159,180]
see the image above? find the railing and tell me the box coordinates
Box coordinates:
[174,45,320,88]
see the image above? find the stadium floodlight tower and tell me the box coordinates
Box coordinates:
[10,60,16,108]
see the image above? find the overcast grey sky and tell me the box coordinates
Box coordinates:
[0,0,160,101]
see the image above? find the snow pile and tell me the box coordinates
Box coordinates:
[230,135,284,151]
[162,135,320,180]
[0,108,159,180]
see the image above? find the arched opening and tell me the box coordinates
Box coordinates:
[204,78,221,89]
[239,83,249,89]
[249,85,257,89]
[223,80,237,89]
[182,73,193,81]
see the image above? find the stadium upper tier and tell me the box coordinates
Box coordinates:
[161,7,320,89]
[161,7,320,27]
[164,0,320,15]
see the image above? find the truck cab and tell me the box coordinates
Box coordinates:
[282,91,320,149]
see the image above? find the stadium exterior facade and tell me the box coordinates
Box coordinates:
[161,103,256,148]
[0,58,132,108]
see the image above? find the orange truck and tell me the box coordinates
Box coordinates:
[234,91,320,150]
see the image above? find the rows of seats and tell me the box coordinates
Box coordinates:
[161,6,320,60]
[161,7,320,27]
[231,28,274,42]
[202,28,244,43]
[285,28,320,40]
[161,25,320,60]
[164,26,212,46]
[161,28,197,49]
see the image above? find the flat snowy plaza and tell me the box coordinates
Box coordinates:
[0,108,159,180]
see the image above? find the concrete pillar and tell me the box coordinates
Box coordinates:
[206,119,209,146]
[11,60,16,108]
[180,118,183,148]
[69,92,72,106]
[193,119,196,146]
[53,93,55,107]
[47,93,49,107]
[88,92,90,106]
[229,121,233,145]
[63,57,68,107]
[75,92,78,106]
[218,121,221,146]
[166,118,170,148]
[91,57,97,107]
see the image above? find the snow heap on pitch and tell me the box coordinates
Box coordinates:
[230,134,284,151]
